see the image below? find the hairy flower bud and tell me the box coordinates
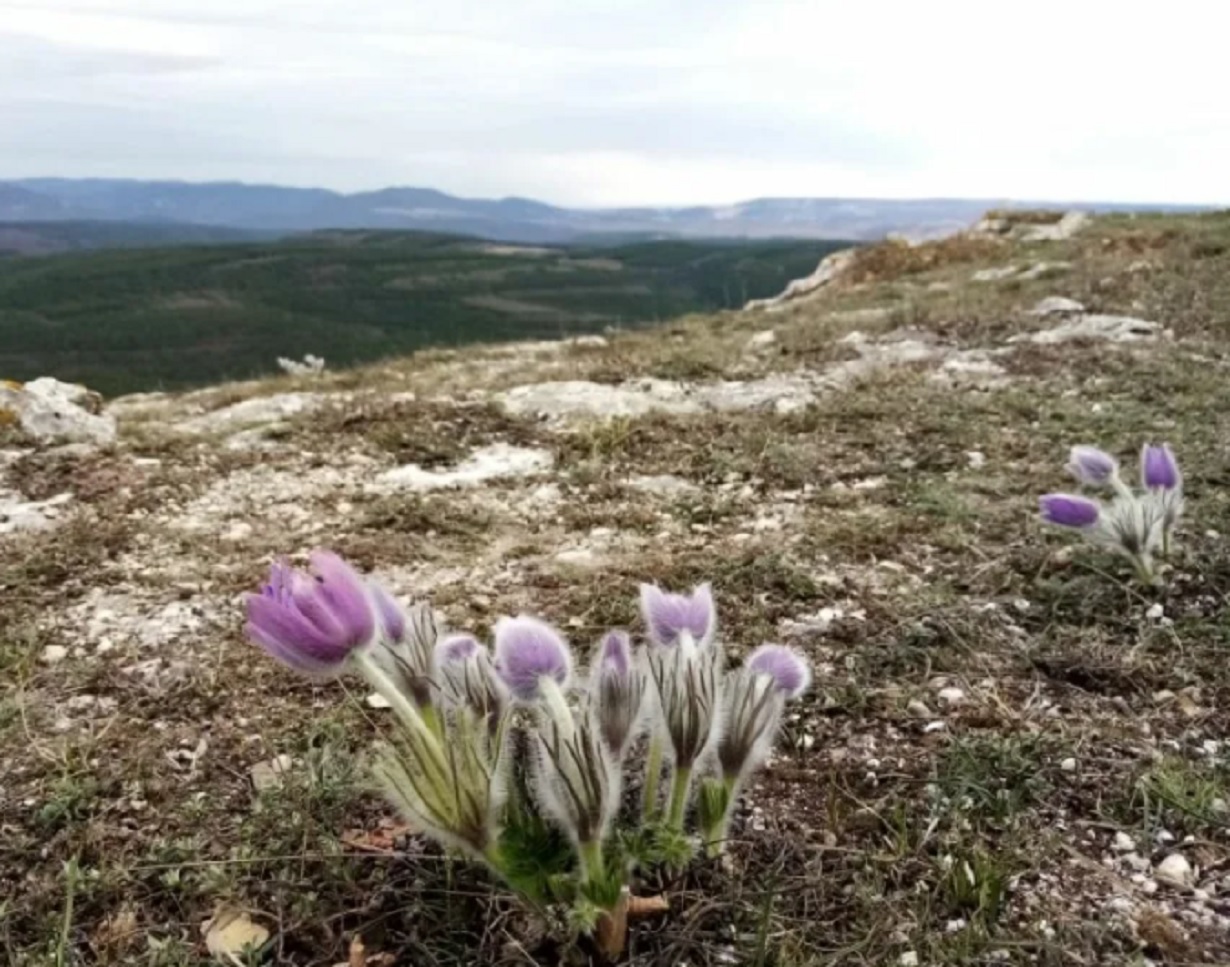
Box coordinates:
[1039,494,1101,529]
[372,704,508,861]
[716,668,783,784]
[647,637,721,771]
[590,631,645,759]
[1141,443,1181,491]
[532,678,620,857]
[494,616,573,702]
[745,644,811,700]
[369,588,437,709]
[1066,445,1119,487]
[436,633,507,724]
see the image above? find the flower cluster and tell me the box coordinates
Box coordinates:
[244,555,810,953]
[1039,443,1184,582]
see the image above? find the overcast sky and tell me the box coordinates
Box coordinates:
[2,0,1227,207]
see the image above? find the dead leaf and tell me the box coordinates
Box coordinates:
[203,906,271,964]
[627,894,670,917]
[90,907,139,956]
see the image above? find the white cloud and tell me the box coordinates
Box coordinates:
[0,0,1227,205]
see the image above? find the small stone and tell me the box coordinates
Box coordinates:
[366,693,391,709]
[1112,832,1136,852]
[923,720,948,733]
[1145,603,1165,620]
[1194,888,1211,902]
[1211,798,1228,815]
[746,330,778,352]
[41,644,69,665]
[937,687,966,707]
[249,754,294,792]
[899,953,919,967]
[1155,852,1195,888]
[1153,689,1176,705]
[966,451,986,469]
[1060,757,1077,773]
[907,699,933,718]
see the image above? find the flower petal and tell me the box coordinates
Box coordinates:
[1039,493,1101,529]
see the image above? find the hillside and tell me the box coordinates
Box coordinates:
[0,232,848,395]
[0,220,275,257]
[3,178,1214,243]
[4,209,1230,965]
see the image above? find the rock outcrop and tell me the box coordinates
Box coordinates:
[0,377,116,446]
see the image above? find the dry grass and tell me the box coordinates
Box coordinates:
[4,211,1230,966]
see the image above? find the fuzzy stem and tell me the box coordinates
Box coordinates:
[641,736,663,820]
[703,775,741,858]
[353,651,446,764]
[1162,528,1172,558]
[666,765,693,830]
[416,702,441,739]
[578,838,606,884]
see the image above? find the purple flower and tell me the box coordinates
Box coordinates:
[245,550,375,675]
[370,582,406,642]
[437,633,482,666]
[1039,494,1101,529]
[1141,443,1181,491]
[493,616,573,702]
[597,629,632,677]
[639,582,716,648]
[746,644,811,700]
[591,630,645,758]
[1066,445,1119,487]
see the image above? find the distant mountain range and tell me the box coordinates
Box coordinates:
[0,178,1217,247]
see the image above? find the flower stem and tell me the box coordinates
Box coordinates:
[579,839,606,884]
[703,775,741,858]
[353,652,445,761]
[641,737,663,820]
[666,765,693,830]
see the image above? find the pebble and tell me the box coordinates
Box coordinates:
[250,754,294,792]
[907,699,933,718]
[366,693,391,709]
[1113,831,1136,852]
[1155,853,1195,888]
[937,687,966,706]
[899,954,919,967]
[1145,603,1165,620]
[41,644,69,665]
[1060,757,1077,773]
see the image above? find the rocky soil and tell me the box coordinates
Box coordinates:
[3,209,1230,966]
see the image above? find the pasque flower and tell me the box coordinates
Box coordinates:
[245,551,375,675]
[746,644,811,699]
[704,643,810,856]
[639,582,716,648]
[1141,443,1181,491]
[1066,445,1120,488]
[1039,494,1101,529]
[589,630,645,760]
[494,616,573,701]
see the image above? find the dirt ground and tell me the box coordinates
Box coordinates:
[4,210,1230,966]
